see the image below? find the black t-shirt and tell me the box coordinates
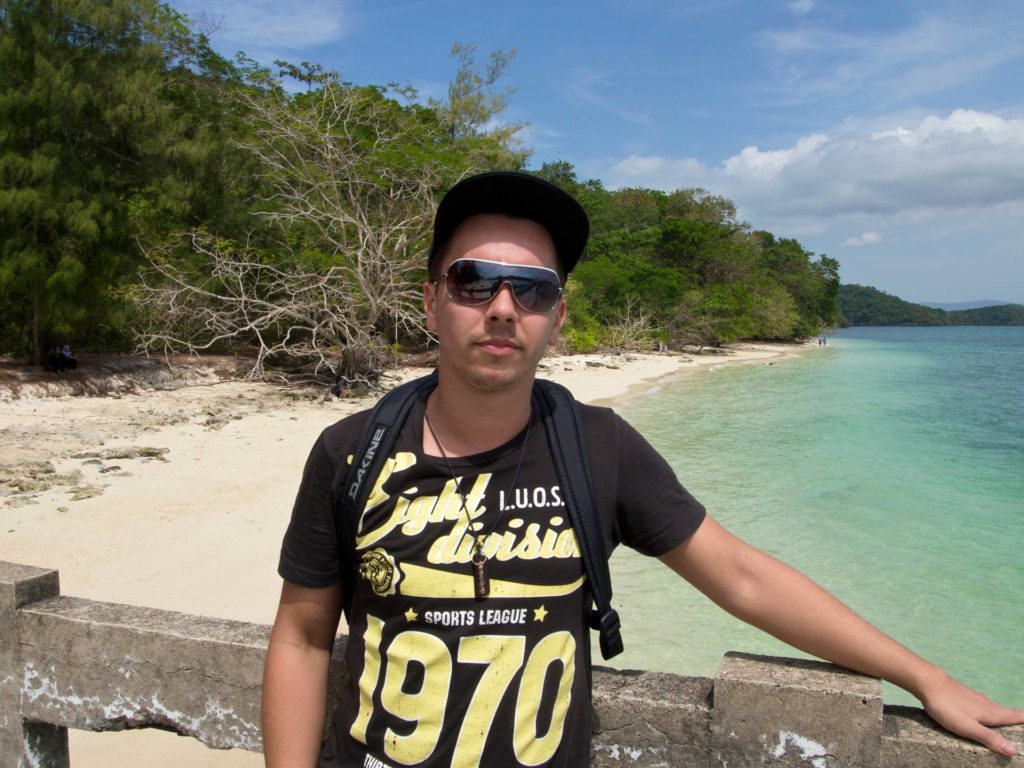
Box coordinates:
[279,395,706,768]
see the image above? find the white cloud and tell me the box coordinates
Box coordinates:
[173,0,352,53]
[842,231,882,247]
[756,9,1024,105]
[603,108,1024,258]
[788,0,814,15]
[608,110,1024,221]
[608,155,709,189]
[721,134,828,180]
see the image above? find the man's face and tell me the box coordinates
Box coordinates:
[424,213,566,394]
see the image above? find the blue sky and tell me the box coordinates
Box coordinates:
[169,0,1024,304]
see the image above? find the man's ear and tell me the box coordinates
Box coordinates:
[424,281,438,332]
[547,298,567,346]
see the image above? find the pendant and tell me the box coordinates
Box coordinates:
[472,551,490,600]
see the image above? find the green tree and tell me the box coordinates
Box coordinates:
[428,42,528,169]
[534,160,578,189]
[754,233,839,335]
[573,249,685,323]
[663,188,742,229]
[541,167,841,346]
[812,255,841,326]
[0,0,206,362]
[748,280,800,339]
[136,76,460,378]
[658,219,726,276]
[605,187,663,232]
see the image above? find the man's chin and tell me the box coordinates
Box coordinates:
[465,368,526,392]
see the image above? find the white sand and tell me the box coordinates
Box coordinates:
[0,343,811,766]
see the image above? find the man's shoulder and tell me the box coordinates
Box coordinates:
[576,400,623,431]
[531,379,626,434]
[573,400,657,456]
[534,379,618,422]
[317,404,376,455]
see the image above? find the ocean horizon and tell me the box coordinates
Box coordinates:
[601,326,1023,708]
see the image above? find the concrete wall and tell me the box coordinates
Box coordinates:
[1,561,1020,767]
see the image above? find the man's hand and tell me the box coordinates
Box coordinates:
[916,670,1023,756]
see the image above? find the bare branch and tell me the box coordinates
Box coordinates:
[604,297,659,352]
[135,82,446,381]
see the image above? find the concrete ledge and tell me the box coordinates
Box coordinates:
[2,563,68,767]
[0,562,60,610]
[1,562,1020,767]
[17,595,268,752]
[591,666,712,766]
[712,651,883,767]
[883,705,1024,768]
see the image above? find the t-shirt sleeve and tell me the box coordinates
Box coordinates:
[278,426,349,588]
[584,406,707,557]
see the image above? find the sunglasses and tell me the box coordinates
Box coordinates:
[437,258,563,313]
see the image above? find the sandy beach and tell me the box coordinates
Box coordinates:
[1,342,811,765]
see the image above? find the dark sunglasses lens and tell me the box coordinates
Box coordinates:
[506,275,561,312]
[446,260,496,304]
[446,261,561,312]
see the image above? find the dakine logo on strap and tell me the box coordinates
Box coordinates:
[349,427,388,500]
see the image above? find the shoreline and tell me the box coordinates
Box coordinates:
[573,341,815,407]
[0,341,814,766]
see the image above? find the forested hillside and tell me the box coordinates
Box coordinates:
[1,0,839,378]
[838,285,1024,326]
[535,163,839,351]
[949,305,1024,324]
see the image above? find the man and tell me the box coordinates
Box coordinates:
[262,171,1022,767]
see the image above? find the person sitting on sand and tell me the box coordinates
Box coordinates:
[60,344,77,371]
[262,171,1023,767]
[46,344,77,373]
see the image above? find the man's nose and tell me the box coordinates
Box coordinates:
[486,282,519,321]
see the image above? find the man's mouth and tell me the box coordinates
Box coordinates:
[476,337,520,355]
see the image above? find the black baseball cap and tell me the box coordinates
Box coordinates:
[427,171,590,277]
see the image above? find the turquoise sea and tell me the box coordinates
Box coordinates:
[602,326,1023,707]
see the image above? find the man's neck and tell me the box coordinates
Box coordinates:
[424,375,534,458]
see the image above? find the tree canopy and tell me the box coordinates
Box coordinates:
[0,1,843,375]
[0,0,249,362]
[537,162,841,350]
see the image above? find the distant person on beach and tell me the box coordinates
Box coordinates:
[46,343,77,373]
[262,172,1023,767]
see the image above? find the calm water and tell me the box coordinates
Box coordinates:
[601,326,1023,707]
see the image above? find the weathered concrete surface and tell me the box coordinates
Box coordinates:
[1,562,69,768]
[1,561,1021,767]
[17,595,269,753]
[883,705,1024,768]
[591,666,712,766]
[712,652,885,768]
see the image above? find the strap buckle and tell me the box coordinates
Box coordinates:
[592,608,623,659]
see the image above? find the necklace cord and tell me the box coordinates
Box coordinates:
[423,406,530,563]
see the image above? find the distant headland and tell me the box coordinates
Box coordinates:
[838,284,1024,326]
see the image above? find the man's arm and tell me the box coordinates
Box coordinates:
[659,515,1024,756]
[262,581,344,767]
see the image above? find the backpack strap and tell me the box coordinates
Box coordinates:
[333,371,438,618]
[533,379,623,660]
